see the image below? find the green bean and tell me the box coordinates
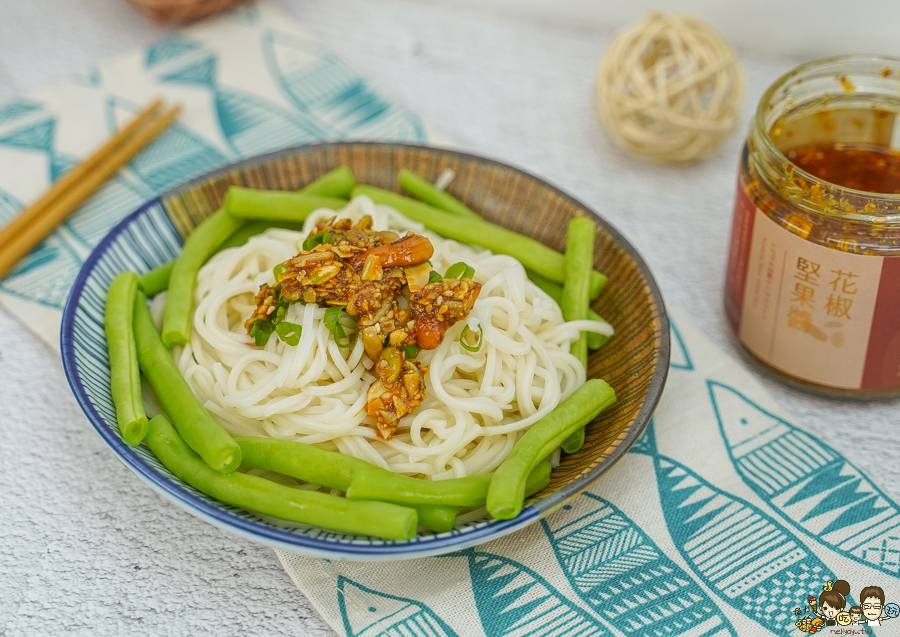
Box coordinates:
[134,290,241,473]
[145,416,417,540]
[559,428,585,455]
[586,320,611,350]
[236,437,457,533]
[224,166,354,222]
[140,220,301,298]
[104,271,148,446]
[562,216,595,368]
[353,185,607,298]
[398,169,480,220]
[414,504,459,534]
[300,165,357,198]
[137,262,174,297]
[161,208,244,347]
[526,268,563,302]
[225,189,346,222]
[487,379,616,519]
[215,167,357,248]
[560,217,596,453]
[237,436,369,491]
[347,460,551,507]
[526,269,611,349]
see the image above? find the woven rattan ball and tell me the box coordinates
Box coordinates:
[125,0,251,24]
[594,12,745,163]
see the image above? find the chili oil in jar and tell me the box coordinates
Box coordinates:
[725,55,900,398]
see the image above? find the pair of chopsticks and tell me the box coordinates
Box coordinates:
[0,99,181,279]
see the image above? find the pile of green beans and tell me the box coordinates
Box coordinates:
[134,290,242,474]
[99,164,622,541]
[158,166,356,339]
[352,185,607,299]
[146,416,417,540]
[137,220,301,296]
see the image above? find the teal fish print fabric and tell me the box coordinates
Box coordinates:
[279,312,900,636]
[0,4,425,338]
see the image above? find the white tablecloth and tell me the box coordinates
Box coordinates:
[1,1,898,635]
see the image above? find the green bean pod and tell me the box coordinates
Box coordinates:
[146,416,417,541]
[526,270,610,350]
[134,291,241,473]
[412,504,459,534]
[236,437,457,533]
[346,460,551,507]
[353,185,607,299]
[162,208,244,347]
[585,319,612,350]
[225,189,346,222]
[104,271,148,445]
[300,165,357,198]
[560,217,596,453]
[487,379,616,519]
[237,436,370,491]
[141,220,301,297]
[398,169,480,219]
[562,216,595,368]
[559,428,585,455]
[137,262,174,297]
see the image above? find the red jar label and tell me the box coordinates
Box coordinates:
[726,182,900,390]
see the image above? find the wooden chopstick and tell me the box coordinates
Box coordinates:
[0,102,180,279]
[0,99,164,252]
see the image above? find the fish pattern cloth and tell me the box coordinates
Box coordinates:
[4,5,899,637]
[0,3,425,333]
[279,313,900,636]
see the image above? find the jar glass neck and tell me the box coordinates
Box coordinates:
[749,55,900,223]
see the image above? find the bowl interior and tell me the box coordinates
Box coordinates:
[62,142,668,558]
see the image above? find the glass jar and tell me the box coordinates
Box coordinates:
[725,55,900,398]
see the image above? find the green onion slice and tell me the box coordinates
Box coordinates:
[459,324,484,352]
[323,307,358,349]
[275,321,303,346]
[302,231,334,251]
[250,320,274,346]
[444,262,475,280]
[428,271,443,284]
[273,263,285,280]
[400,344,420,359]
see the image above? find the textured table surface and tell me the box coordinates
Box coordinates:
[2,1,898,636]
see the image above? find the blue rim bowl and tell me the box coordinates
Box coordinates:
[60,142,669,560]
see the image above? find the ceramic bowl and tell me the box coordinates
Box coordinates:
[61,142,669,560]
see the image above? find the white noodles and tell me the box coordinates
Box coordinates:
[174,196,613,480]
